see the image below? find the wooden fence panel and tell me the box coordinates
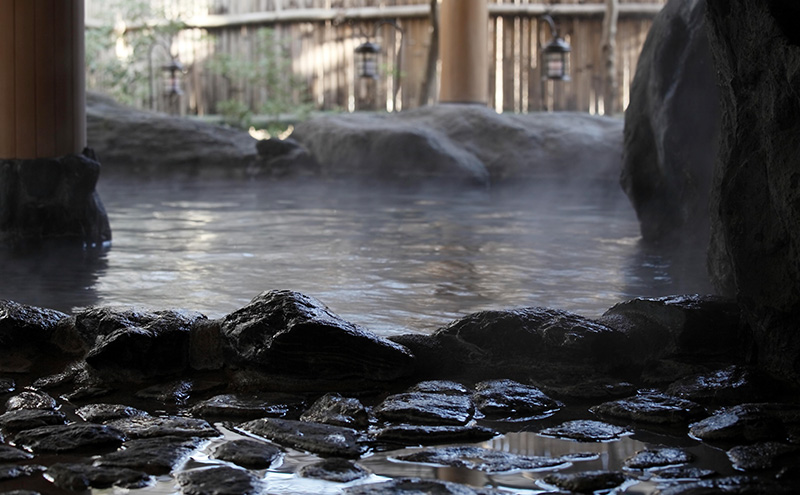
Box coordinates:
[86,0,665,118]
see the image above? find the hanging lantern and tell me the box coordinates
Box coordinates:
[541,16,571,81]
[163,58,185,96]
[354,41,381,79]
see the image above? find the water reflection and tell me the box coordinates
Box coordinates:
[0,178,713,336]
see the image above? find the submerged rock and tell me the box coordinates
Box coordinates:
[299,457,370,483]
[344,477,510,495]
[726,442,800,471]
[176,465,264,495]
[542,470,627,493]
[97,436,205,475]
[46,463,150,491]
[0,464,45,483]
[221,290,415,384]
[591,391,706,425]
[300,393,371,428]
[238,417,364,458]
[393,446,565,473]
[473,379,560,420]
[211,439,282,469]
[539,420,631,442]
[0,377,14,393]
[13,423,125,453]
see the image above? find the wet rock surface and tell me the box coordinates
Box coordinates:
[539,419,631,442]
[211,439,282,469]
[0,291,798,494]
[591,391,706,425]
[221,290,415,385]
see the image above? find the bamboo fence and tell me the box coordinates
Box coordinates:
[86,0,665,118]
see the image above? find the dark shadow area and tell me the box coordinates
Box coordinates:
[0,242,108,314]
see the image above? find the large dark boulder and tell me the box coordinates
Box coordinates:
[0,149,111,247]
[621,0,718,242]
[220,290,415,384]
[705,0,800,382]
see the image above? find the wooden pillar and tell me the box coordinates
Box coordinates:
[439,0,488,104]
[0,0,86,160]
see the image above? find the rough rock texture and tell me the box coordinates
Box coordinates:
[291,105,623,186]
[87,92,258,177]
[705,0,800,383]
[621,0,718,242]
[221,290,414,383]
[0,149,111,247]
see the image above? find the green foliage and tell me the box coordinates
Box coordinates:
[85,1,186,107]
[205,28,312,133]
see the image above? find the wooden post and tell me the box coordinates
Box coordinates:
[0,0,86,160]
[602,0,619,115]
[439,0,488,104]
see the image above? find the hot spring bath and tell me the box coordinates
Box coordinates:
[1,177,711,335]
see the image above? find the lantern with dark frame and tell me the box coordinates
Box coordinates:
[163,57,185,96]
[354,41,381,79]
[541,15,571,81]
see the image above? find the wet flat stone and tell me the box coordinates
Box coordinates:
[238,417,364,458]
[727,442,800,470]
[651,466,716,480]
[0,444,33,461]
[542,470,627,493]
[590,392,706,424]
[473,379,560,420]
[344,477,510,495]
[97,436,206,475]
[408,380,470,395]
[13,423,125,453]
[0,408,67,432]
[135,380,194,405]
[374,391,474,426]
[299,457,370,482]
[300,393,370,428]
[393,446,566,473]
[656,475,798,495]
[0,464,44,482]
[624,447,694,469]
[47,462,151,491]
[689,404,788,443]
[75,403,149,423]
[373,424,496,447]
[177,465,264,495]
[107,415,219,439]
[666,365,770,405]
[539,420,631,442]
[211,439,283,469]
[5,390,57,411]
[190,393,305,420]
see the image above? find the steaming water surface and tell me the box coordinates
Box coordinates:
[1,178,711,336]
